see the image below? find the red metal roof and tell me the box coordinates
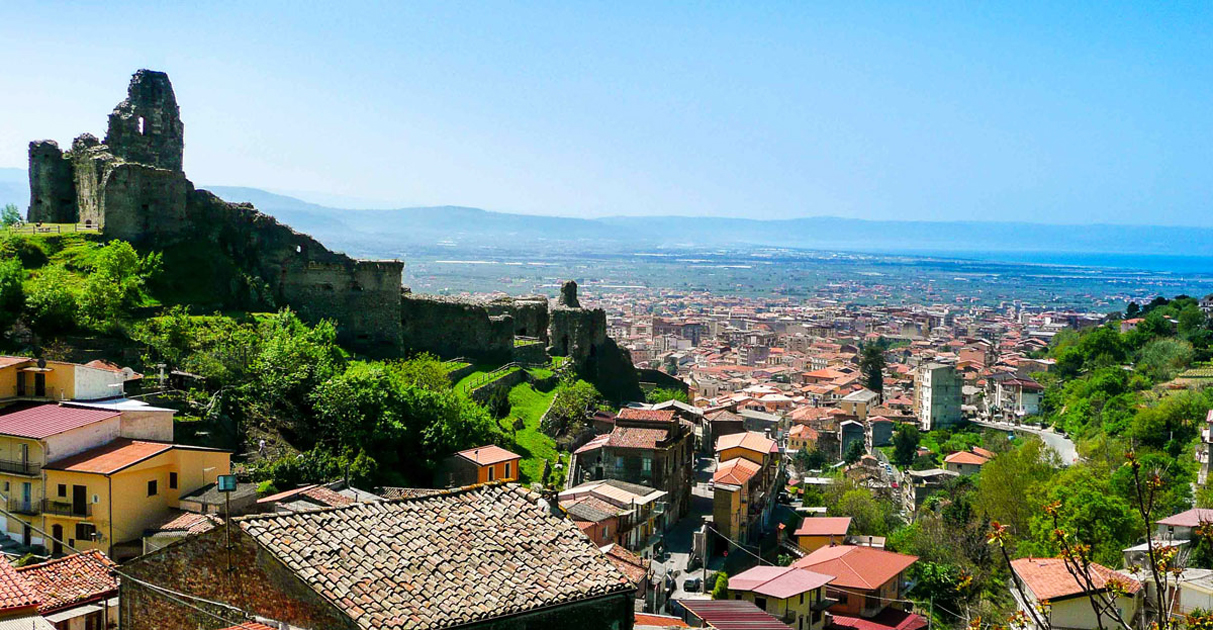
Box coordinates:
[0,403,119,439]
[729,566,834,599]
[678,599,793,630]
[830,608,928,630]
[0,356,32,370]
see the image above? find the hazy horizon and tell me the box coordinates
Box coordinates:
[2,4,1210,225]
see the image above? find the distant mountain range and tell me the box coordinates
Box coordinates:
[3,169,1211,262]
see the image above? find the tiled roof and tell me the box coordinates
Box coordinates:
[42,439,173,474]
[616,408,677,423]
[0,404,118,440]
[16,550,117,614]
[715,431,776,454]
[943,451,988,466]
[564,496,621,523]
[794,517,852,537]
[728,566,833,599]
[607,426,668,450]
[600,544,648,585]
[376,487,445,501]
[301,486,355,507]
[792,545,917,591]
[236,483,635,629]
[0,560,38,613]
[790,425,820,440]
[574,434,611,454]
[150,510,220,534]
[713,457,762,486]
[456,445,521,466]
[1011,557,1142,601]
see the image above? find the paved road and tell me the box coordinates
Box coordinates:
[971,419,1079,464]
[650,456,716,609]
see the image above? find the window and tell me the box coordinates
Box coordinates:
[800,592,805,605]
[602,525,610,539]
[487,466,495,481]
[169,472,178,489]
[58,484,66,498]
[642,457,652,472]
[147,480,158,496]
[504,462,511,479]
[75,523,95,540]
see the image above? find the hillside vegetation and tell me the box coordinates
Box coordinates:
[0,229,595,492]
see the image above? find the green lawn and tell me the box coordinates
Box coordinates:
[504,382,560,484]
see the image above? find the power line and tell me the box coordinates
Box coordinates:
[0,503,298,630]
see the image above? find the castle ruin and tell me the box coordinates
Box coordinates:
[28,70,641,400]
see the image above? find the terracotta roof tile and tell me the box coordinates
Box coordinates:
[1011,557,1142,601]
[792,545,917,591]
[713,457,762,485]
[235,483,635,629]
[616,408,677,423]
[607,427,668,450]
[16,550,117,614]
[456,445,521,466]
[715,431,776,455]
[0,560,38,613]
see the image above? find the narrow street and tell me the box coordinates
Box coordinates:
[971,418,1079,464]
[650,456,717,608]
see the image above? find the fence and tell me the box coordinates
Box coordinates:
[4,222,101,235]
[457,361,554,394]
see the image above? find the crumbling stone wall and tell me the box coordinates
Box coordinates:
[400,293,513,361]
[486,295,550,341]
[548,282,642,401]
[105,69,185,172]
[100,163,191,242]
[120,526,356,630]
[27,140,76,223]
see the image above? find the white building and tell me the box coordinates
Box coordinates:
[914,362,962,431]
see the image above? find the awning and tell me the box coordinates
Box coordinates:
[0,616,55,630]
[45,605,102,623]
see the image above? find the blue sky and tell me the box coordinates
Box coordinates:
[1,2,1210,224]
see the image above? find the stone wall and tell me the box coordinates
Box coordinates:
[486,296,550,341]
[401,293,513,362]
[27,140,76,223]
[100,163,191,242]
[120,526,355,630]
[105,69,185,173]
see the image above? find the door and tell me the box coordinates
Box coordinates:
[15,373,24,397]
[34,373,45,397]
[18,444,27,474]
[20,483,30,513]
[21,524,30,547]
[72,485,87,516]
[51,524,62,556]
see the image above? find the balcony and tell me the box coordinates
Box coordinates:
[6,498,39,516]
[0,459,41,477]
[42,500,91,518]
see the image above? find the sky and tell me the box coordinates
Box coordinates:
[1,2,1210,224]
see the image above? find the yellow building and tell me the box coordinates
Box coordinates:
[715,431,777,468]
[793,516,852,553]
[788,425,818,453]
[728,566,834,630]
[42,438,230,560]
[0,356,134,403]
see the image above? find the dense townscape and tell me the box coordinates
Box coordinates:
[2,64,1213,630]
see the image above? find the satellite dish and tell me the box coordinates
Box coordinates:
[36,358,46,369]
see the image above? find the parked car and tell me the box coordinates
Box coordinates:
[683,577,702,592]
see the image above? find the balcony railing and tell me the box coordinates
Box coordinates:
[0,459,41,476]
[42,500,91,518]
[6,498,39,516]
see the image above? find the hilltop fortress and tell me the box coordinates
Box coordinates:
[28,70,640,399]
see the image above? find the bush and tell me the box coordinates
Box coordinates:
[711,571,729,599]
[0,257,23,329]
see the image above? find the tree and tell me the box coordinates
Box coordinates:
[0,257,23,329]
[859,344,886,396]
[843,440,865,464]
[836,487,896,536]
[1125,302,1141,318]
[710,571,729,599]
[1180,304,1208,339]
[794,446,826,471]
[542,378,601,437]
[974,437,1058,537]
[1,204,19,227]
[1136,338,1194,383]
[23,265,78,334]
[646,387,689,404]
[78,241,161,326]
[892,424,920,466]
